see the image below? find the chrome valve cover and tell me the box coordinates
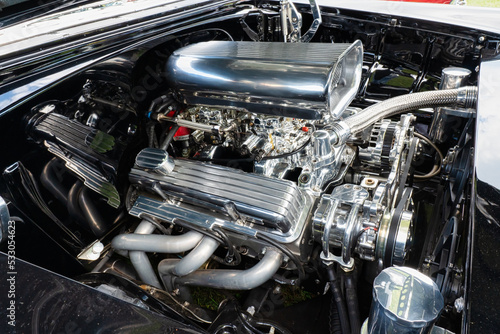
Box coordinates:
[129,157,313,241]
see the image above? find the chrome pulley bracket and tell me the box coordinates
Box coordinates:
[281,0,322,43]
[301,0,322,43]
[358,114,415,211]
[313,184,370,265]
[342,202,363,264]
[320,198,339,258]
[383,114,415,210]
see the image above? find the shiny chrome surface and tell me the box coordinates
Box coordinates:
[375,187,414,267]
[312,130,336,161]
[160,248,284,290]
[176,104,352,194]
[135,148,175,175]
[241,134,266,155]
[45,142,120,208]
[299,131,353,194]
[337,87,477,141]
[166,40,363,120]
[300,0,322,43]
[358,120,397,169]
[130,158,311,233]
[429,67,472,143]
[365,267,444,334]
[0,0,496,332]
[129,195,311,244]
[280,0,302,42]
[440,67,471,90]
[30,111,121,208]
[185,107,311,160]
[313,184,377,264]
[392,210,413,266]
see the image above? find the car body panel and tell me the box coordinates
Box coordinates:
[0,252,205,333]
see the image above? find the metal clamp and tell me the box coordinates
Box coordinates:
[320,251,355,270]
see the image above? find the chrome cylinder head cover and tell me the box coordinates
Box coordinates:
[129,157,313,244]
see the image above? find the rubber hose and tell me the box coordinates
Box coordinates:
[327,266,351,334]
[345,274,361,334]
[160,109,180,150]
[329,295,342,334]
[160,124,179,150]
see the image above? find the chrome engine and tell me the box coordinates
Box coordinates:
[124,40,417,277]
[25,40,430,279]
[22,34,477,333]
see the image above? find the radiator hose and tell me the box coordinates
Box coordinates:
[332,86,478,144]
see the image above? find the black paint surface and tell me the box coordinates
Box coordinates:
[0,253,204,334]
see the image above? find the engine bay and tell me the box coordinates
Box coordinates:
[0,2,489,333]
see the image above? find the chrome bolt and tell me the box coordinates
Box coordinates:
[247,306,256,316]
[454,297,465,313]
[92,242,104,254]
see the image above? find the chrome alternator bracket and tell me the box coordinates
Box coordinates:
[313,184,371,265]
[313,183,414,268]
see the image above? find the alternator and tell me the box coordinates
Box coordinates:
[358,120,400,172]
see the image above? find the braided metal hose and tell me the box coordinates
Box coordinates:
[332,86,478,143]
